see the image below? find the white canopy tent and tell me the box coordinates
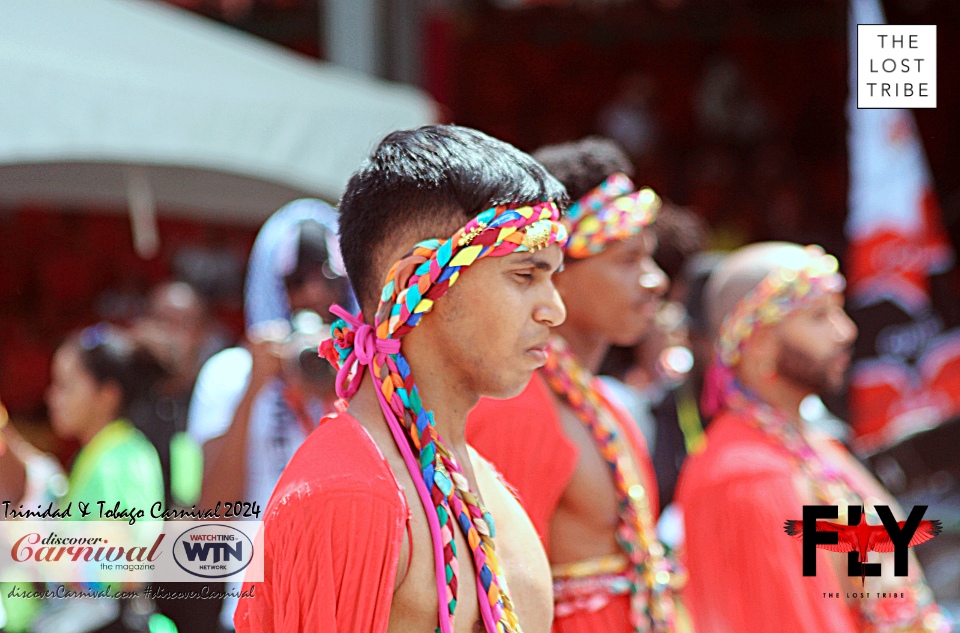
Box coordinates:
[0,0,435,253]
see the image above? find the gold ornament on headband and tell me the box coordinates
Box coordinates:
[458,222,487,247]
[521,220,554,251]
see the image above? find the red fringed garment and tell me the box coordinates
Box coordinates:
[676,409,859,633]
[234,412,408,633]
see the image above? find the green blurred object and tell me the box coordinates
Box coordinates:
[149,612,179,633]
[170,431,203,507]
[0,583,42,633]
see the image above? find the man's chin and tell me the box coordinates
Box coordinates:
[778,373,832,401]
[483,370,535,401]
[820,364,850,396]
[806,377,844,400]
[610,323,652,348]
[823,378,846,398]
[778,353,848,400]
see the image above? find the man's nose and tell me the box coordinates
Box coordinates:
[833,309,858,344]
[639,258,669,297]
[536,286,567,328]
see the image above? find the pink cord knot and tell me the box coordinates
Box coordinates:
[319,304,401,399]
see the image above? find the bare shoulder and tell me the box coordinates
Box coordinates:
[267,412,408,525]
[466,449,518,501]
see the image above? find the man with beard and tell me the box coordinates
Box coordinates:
[467,137,689,633]
[676,242,949,633]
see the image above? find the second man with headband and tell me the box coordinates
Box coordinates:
[468,137,689,633]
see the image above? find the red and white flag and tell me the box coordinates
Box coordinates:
[846,0,960,453]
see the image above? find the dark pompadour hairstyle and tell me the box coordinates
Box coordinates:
[532,136,634,201]
[338,125,568,312]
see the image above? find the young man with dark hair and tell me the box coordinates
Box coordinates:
[677,242,948,633]
[467,137,689,633]
[236,125,569,633]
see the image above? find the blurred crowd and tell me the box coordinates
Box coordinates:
[0,199,354,632]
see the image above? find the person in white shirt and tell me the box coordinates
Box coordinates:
[187,199,353,630]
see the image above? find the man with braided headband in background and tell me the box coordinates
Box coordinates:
[676,242,950,633]
[468,137,690,633]
[235,125,570,633]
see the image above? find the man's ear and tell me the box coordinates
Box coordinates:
[96,381,123,420]
[740,324,779,378]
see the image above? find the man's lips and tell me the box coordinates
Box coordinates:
[525,341,549,365]
[633,293,660,309]
[835,349,853,370]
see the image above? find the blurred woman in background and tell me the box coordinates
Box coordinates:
[47,324,165,512]
[35,323,169,633]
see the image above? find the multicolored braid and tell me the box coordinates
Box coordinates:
[320,201,567,633]
[564,172,661,259]
[541,336,684,633]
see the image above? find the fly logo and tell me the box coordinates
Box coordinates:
[783,505,941,585]
[173,525,254,579]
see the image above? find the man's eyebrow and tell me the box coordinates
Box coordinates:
[511,254,563,272]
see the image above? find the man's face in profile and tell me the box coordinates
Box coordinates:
[774,292,858,396]
[553,231,668,347]
[417,244,566,400]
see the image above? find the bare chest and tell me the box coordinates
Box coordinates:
[549,405,623,563]
[557,405,620,528]
[386,448,553,633]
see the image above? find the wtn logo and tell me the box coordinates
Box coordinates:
[784,505,941,585]
[181,540,243,564]
[173,525,254,579]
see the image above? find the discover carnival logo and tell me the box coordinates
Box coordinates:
[0,519,263,583]
[173,524,254,579]
[10,531,164,566]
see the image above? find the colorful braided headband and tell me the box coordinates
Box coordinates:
[320,200,566,633]
[716,245,846,368]
[564,172,661,259]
